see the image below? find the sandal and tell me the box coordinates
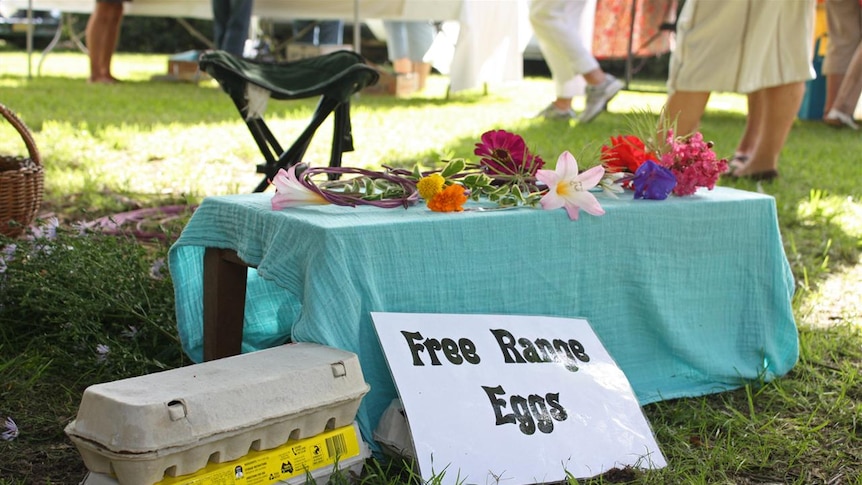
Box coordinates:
[823,109,859,130]
[726,154,748,174]
[723,169,779,182]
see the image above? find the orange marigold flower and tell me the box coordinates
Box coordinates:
[427,184,468,212]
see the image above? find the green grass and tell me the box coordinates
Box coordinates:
[1,50,861,484]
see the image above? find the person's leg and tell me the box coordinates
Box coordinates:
[315,20,344,45]
[730,90,764,167]
[212,0,228,50]
[384,21,412,74]
[823,0,861,114]
[825,73,845,114]
[661,90,710,139]
[220,0,252,56]
[403,21,435,90]
[86,1,124,83]
[732,82,805,177]
[529,0,596,115]
[829,42,862,119]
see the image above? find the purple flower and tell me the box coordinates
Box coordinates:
[96,344,110,362]
[2,417,19,441]
[2,244,16,260]
[632,160,677,200]
[28,217,59,240]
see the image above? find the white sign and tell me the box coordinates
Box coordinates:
[371,312,666,485]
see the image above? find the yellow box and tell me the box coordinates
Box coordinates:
[157,423,367,485]
[815,2,828,56]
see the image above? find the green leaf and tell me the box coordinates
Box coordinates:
[440,158,466,178]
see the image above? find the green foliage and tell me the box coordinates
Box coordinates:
[0,222,186,379]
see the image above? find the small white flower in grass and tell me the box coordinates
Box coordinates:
[536,151,606,220]
[96,344,110,362]
[2,417,19,441]
[120,326,139,339]
[150,258,166,279]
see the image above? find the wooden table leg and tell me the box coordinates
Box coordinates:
[203,248,249,361]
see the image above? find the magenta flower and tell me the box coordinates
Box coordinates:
[659,131,728,196]
[632,160,677,200]
[536,151,605,220]
[473,129,544,180]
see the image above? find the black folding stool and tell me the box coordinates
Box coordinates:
[199,50,380,192]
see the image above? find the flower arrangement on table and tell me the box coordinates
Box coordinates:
[270,116,728,221]
[600,119,729,200]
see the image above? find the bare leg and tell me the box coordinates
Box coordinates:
[661,90,711,140]
[414,61,432,91]
[830,44,862,116]
[392,58,412,75]
[824,73,844,115]
[733,82,805,177]
[729,90,764,169]
[86,2,124,83]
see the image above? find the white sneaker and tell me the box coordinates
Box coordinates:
[579,75,625,123]
[824,108,859,130]
[535,103,578,120]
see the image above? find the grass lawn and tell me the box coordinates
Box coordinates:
[0,50,860,484]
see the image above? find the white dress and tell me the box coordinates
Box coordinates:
[668,0,816,94]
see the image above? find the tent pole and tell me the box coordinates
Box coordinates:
[27,0,33,79]
[625,0,636,89]
[353,0,361,54]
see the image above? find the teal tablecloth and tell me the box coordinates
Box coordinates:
[169,186,797,448]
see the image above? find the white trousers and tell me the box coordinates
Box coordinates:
[529,0,598,98]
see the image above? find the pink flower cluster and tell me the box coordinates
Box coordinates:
[660,131,729,196]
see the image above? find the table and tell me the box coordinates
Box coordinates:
[168,186,798,450]
[8,0,527,93]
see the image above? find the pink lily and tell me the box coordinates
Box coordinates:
[536,151,606,220]
[271,165,328,210]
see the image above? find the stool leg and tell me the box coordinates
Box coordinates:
[329,102,352,178]
[255,96,342,191]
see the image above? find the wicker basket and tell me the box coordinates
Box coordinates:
[0,103,44,238]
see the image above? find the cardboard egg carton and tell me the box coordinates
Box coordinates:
[65,343,369,485]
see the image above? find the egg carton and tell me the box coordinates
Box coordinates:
[65,343,369,485]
